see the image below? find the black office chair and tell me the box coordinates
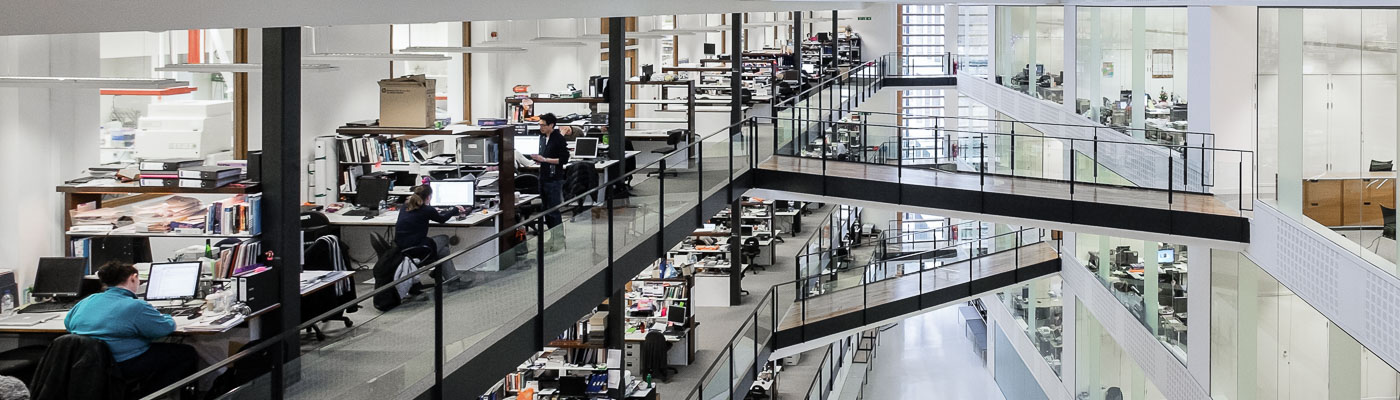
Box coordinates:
[1383,205,1396,241]
[648,129,687,177]
[1372,160,1394,172]
[0,345,46,386]
[641,331,679,382]
[742,237,763,273]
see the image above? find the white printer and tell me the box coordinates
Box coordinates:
[135,100,234,160]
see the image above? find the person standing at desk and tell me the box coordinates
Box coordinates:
[396,185,469,285]
[64,262,196,398]
[530,113,570,236]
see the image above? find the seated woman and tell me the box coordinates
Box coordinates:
[395,185,469,286]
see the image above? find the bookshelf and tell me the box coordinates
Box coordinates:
[502,80,698,143]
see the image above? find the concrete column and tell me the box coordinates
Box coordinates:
[1088,8,1103,122]
[1237,254,1259,400]
[1187,244,1212,389]
[1143,240,1159,335]
[1187,6,1212,193]
[1276,9,1304,214]
[945,4,959,75]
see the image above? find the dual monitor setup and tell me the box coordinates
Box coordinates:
[514,134,601,159]
[22,257,201,313]
[352,176,477,215]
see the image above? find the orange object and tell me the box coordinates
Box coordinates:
[100,86,198,96]
[188,30,201,64]
[518,388,535,400]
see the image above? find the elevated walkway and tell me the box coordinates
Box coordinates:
[753,155,1249,242]
[767,229,1060,357]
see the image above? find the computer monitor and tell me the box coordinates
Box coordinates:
[741,225,755,237]
[703,43,717,56]
[515,135,541,156]
[573,137,599,159]
[558,376,587,397]
[429,179,476,207]
[33,257,86,298]
[145,261,201,301]
[668,305,687,325]
[355,177,392,210]
[1158,248,1175,264]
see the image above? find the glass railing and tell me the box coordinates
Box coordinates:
[681,288,775,400]
[772,113,1256,217]
[774,53,894,156]
[143,114,764,400]
[778,227,1054,336]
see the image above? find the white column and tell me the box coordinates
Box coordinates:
[945,4,958,75]
[1277,9,1304,214]
[1062,5,1078,114]
[1187,245,1211,389]
[1088,8,1103,122]
[1131,8,1146,135]
[987,6,998,81]
[1062,288,1078,393]
[1187,6,1212,193]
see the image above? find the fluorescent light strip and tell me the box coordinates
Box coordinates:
[155,63,339,73]
[0,77,189,89]
[304,53,450,61]
[399,46,527,53]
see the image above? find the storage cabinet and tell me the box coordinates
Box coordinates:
[1302,177,1395,227]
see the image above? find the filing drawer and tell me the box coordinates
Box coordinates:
[1303,179,1342,226]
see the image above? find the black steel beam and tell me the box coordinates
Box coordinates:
[261,28,302,382]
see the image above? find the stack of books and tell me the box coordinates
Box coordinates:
[138,158,202,187]
[178,165,243,189]
[204,194,262,235]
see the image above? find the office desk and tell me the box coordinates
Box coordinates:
[1303,171,1396,227]
[325,198,536,271]
[774,209,801,237]
[623,327,694,373]
[693,265,749,307]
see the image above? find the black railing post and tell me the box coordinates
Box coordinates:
[658,159,667,255]
[535,219,546,348]
[1093,128,1099,182]
[433,262,444,400]
[1168,155,1175,204]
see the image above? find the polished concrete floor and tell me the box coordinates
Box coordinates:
[860,307,1005,400]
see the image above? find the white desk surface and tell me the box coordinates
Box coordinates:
[0,303,278,335]
[624,329,685,342]
[323,196,536,228]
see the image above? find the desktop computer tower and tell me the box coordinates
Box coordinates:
[456,136,498,164]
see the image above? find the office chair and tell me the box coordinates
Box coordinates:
[742,237,763,273]
[648,129,687,178]
[641,331,679,382]
[1371,160,1394,172]
[1383,205,1395,241]
[0,345,46,385]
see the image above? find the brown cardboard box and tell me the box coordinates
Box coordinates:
[378,75,436,128]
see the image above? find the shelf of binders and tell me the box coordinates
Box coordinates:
[334,123,480,137]
[57,182,260,195]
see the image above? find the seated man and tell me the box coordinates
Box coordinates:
[65,262,196,397]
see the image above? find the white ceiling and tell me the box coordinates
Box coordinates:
[0,0,866,36]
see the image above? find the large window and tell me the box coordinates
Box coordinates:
[1074,7,1189,134]
[900,5,946,76]
[957,6,991,77]
[995,6,1065,104]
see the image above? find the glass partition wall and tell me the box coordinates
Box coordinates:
[1074,233,1190,361]
[1257,8,1400,273]
[1074,7,1189,137]
[1075,300,1168,400]
[995,6,1065,105]
[1210,250,1400,399]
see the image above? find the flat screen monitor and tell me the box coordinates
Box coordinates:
[33,257,87,298]
[355,177,392,210]
[558,376,587,397]
[145,261,201,301]
[668,305,687,325]
[515,135,541,156]
[429,179,476,207]
[703,43,717,56]
[741,225,755,237]
[1158,248,1175,264]
[573,137,599,159]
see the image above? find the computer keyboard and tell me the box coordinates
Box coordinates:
[18,301,75,314]
[156,306,201,317]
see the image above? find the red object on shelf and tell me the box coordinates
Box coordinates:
[188,30,201,64]
[99,86,198,96]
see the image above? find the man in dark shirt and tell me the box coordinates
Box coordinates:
[530,113,570,230]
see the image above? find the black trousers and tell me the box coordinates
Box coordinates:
[119,342,197,399]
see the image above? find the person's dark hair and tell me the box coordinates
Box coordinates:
[406,184,432,212]
[538,113,558,127]
[96,261,138,287]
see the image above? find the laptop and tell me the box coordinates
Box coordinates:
[0,313,58,327]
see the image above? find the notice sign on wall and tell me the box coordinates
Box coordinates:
[1152,49,1174,78]
[1102,62,1114,78]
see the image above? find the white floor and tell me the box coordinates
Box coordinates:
[860,307,1006,400]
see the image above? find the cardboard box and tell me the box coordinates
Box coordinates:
[379,75,436,128]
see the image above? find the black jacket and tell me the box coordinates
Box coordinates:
[394,206,459,250]
[372,244,407,312]
[32,334,125,400]
[538,131,570,182]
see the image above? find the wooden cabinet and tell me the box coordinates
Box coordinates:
[1303,177,1395,227]
[1304,179,1343,226]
